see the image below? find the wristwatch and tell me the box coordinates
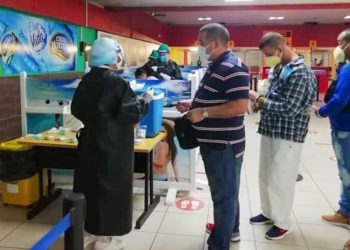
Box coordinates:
[203,107,209,118]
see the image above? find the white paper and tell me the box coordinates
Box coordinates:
[7,183,19,193]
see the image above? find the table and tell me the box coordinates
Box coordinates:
[17,131,165,229]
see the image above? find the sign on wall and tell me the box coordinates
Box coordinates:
[0,8,77,75]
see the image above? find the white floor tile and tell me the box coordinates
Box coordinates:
[248,188,261,205]
[295,180,320,192]
[229,241,256,250]
[316,180,341,194]
[152,233,204,250]
[159,213,207,237]
[0,223,51,249]
[293,191,331,208]
[0,221,22,241]
[256,242,308,250]
[123,231,156,250]
[322,191,341,210]
[133,195,168,213]
[293,206,335,225]
[299,223,350,249]
[133,211,165,233]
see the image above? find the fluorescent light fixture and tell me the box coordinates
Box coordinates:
[225,0,254,2]
[189,47,198,51]
[345,16,350,19]
[269,16,284,20]
[198,17,212,21]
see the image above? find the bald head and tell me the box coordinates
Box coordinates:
[338,29,350,43]
[199,23,230,46]
[259,32,286,50]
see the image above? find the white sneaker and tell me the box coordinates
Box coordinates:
[84,235,97,248]
[94,238,124,250]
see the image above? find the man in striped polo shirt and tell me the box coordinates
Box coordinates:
[177,23,249,250]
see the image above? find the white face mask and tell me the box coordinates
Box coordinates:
[198,42,214,63]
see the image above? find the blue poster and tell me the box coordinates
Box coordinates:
[0,8,77,75]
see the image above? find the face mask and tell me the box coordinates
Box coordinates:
[198,42,214,63]
[265,49,282,68]
[160,55,168,63]
[333,46,346,63]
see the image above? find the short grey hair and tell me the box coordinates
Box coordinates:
[338,28,350,43]
[199,23,230,45]
[259,32,285,49]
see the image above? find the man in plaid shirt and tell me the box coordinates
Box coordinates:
[249,32,317,240]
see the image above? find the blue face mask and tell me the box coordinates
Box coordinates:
[160,56,168,63]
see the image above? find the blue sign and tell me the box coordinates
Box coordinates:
[0,8,77,75]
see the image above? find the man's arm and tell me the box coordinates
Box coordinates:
[262,69,316,117]
[319,65,350,117]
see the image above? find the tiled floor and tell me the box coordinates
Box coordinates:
[0,113,349,250]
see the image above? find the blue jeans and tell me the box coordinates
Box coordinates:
[332,130,350,216]
[200,144,243,250]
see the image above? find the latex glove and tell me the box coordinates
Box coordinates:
[160,73,171,81]
[151,66,158,72]
[141,87,154,103]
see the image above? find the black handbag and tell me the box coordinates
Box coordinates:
[174,115,199,150]
[324,79,350,113]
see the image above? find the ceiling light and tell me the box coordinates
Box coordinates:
[198,17,212,21]
[345,16,350,19]
[225,0,254,2]
[189,47,198,52]
[269,16,284,20]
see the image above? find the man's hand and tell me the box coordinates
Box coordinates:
[187,108,205,123]
[312,105,325,118]
[249,90,259,102]
[176,101,191,113]
[312,105,319,113]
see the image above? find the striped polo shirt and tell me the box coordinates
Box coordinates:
[190,51,249,158]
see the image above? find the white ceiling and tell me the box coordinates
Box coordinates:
[91,0,350,7]
[152,9,350,25]
[89,0,350,25]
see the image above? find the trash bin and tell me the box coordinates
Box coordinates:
[0,139,39,206]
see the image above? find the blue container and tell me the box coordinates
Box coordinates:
[136,89,164,137]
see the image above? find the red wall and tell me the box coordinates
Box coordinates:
[1,0,349,47]
[167,24,350,47]
[0,0,167,43]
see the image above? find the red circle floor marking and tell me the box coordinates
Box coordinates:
[176,197,205,211]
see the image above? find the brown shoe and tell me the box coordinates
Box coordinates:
[344,239,350,250]
[322,212,350,229]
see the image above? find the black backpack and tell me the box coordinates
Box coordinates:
[324,79,350,113]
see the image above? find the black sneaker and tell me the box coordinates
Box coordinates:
[249,214,273,225]
[265,225,292,240]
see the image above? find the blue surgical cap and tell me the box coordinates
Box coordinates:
[89,38,122,67]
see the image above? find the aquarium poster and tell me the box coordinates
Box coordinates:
[0,8,77,75]
[26,77,80,107]
[134,79,191,107]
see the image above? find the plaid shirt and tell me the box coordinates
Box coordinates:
[258,56,317,143]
